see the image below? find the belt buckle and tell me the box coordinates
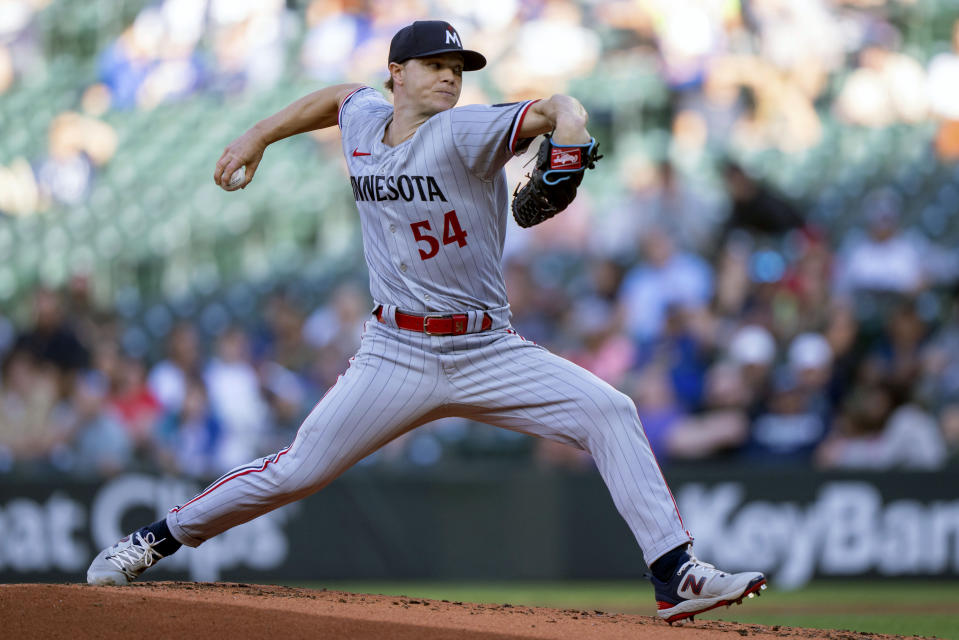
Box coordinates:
[423,315,447,336]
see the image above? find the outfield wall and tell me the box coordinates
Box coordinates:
[1,468,957,587]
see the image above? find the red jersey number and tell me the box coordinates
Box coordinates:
[410,210,468,260]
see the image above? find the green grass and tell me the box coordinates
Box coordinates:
[283,580,959,639]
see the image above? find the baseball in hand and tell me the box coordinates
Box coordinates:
[228,166,245,188]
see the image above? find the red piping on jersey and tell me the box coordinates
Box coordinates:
[508,99,540,154]
[170,359,355,514]
[307,359,351,414]
[637,407,690,539]
[337,87,366,129]
[170,446,292,513]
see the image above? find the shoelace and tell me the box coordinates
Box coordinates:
[676,555,718,577]
[107,532,163,577]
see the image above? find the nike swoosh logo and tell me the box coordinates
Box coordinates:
[352,148,371,157]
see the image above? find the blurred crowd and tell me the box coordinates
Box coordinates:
[2,0,959,477]
[4,0,959,217]
[2,175,959,478]
[0,282,371,477]
[506,178,959,471]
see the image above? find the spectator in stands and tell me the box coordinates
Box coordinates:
[97,19,158,110]
[718,160,805,251]
[660,360,750,461]
[0,0,43,84]
[817,382,947,470]
[14,289,89,389]
[208,0,287,93]
[618,226,714,344]
[148,322,200,414]
[303,283,368,355]
[649,0,724,91]
[712,235,752,317]
[775,231,834,335]
[57,372,133,477]
[725,324,777,417]
[137,2,207,109]
[823,302,861,406]
[562,298,633,387]
[255,292,313,379]
[788,332,835,420]
[109,354,162,456]
[35,112,117,209]
[258,360,307,446]
[869,300,928,403]
[636,304,711,412]
[630,364,687,461]
[920,294,959,412]
[63,274,104,351]
[745,367,828,464]
[300,0,372,82]
[253,297,312,436]
[502,258,559,346]
[833,188,926,297]
[0,347,59,473]
[154,375,221,478]
[619,160,722,255]
[303,282,371,390]
[97,2,204,109]
[495,0,600,96]
[204,326,270,472]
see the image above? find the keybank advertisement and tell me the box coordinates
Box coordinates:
[1,471,957,585]
[678,481,959,588]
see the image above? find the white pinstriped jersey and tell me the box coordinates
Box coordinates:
[338,87,536,313]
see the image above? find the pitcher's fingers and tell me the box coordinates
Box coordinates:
[219,158,243,188]
[213,154,231,185]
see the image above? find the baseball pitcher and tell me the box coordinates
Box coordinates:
[87,21,766,623]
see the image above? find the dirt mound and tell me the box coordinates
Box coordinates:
[1,582,902,639]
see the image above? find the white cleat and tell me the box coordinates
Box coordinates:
[652,552,767,624]
[87,531,166,586]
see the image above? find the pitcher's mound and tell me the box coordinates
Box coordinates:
[1,582,897,639]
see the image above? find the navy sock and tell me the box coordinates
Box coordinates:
[138,519,182,557]
[650,544,690,582]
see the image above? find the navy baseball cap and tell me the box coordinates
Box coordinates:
[388,20,486,71]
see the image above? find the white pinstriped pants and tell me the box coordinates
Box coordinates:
[167,320,691,565]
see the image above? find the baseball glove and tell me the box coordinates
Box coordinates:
[511,134,602,228]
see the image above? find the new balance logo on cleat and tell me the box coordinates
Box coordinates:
[681,574,707,596]
[651,551,767,624]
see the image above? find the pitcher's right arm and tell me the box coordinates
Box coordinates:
[214,83,365,191]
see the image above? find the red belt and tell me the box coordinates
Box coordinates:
[374,306,492,336]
